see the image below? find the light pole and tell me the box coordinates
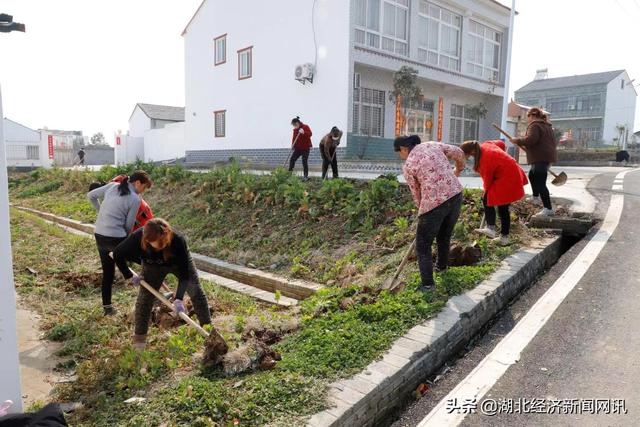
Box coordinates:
[0,12,25,414]
[499,0,516,137]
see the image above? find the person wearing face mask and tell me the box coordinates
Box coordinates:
[319,126,342,179]
[87,170,152,316]
[113,218,212,350]
[289,116,313,180]
[460,140,528,246]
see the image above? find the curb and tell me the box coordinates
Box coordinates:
[12,206,323,301]
[306,236,563,427]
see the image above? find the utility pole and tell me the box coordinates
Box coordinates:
[500,0,516,138]
[0,12,25,414]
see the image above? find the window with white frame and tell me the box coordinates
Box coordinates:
[214,110,226,137]
[214,34,226,65]
[353,87,385,137]
[238,47,252,79]
[578,127,602,142]
[449,104,477,144]
[354,0,409,56]
[417,1,461,71]
[466,21,502,81]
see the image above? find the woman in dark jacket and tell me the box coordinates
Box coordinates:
[510,108,557,216]
[113,218,211,349]
[289,116,313,180]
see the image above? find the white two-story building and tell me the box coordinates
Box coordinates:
[182,0,512,165]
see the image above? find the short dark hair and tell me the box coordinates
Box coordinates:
[393,135,421,152]
[330,126,341,136]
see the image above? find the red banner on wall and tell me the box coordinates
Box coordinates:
[47,135,54,159]
[395,95,402,137]
[116,136,121,146]
[437,97,444,141]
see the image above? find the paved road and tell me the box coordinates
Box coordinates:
[392,168,640,426]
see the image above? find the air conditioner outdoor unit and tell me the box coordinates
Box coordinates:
[295,63,314,85]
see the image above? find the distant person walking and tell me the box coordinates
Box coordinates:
[289,116,313,180]
[395,135,466,293]
[77,147,86,166]
[319,126,342,179]
[87,170,152,315]
[461,140,528,246]
[509,107,557,216]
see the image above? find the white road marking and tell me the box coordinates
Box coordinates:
[419,169,638,427]
[612,184,623,191]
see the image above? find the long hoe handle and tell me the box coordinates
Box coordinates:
[388,238,416,291]
[492,122,562,179]
[139,278,210,339]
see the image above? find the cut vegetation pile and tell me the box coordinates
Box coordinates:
[9,163,549,426]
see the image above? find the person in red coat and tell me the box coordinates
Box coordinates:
[460,140,528,246]
[289,116,313,180]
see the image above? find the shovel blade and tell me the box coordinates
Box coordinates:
[380,277,398,291]
[551,171,567,186]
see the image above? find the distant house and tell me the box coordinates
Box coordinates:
[514,69,637,147]
[3,118,48,169]
[116,103,186,164]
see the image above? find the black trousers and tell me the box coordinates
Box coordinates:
[483,196,510,236]
[529,162,552,209]
[289,149,310,177]
[134,259,211,336]
[416,193,462,287]
[95,234,129,306]
[320,146,338,179]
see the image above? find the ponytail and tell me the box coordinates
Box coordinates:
[118,170,152,196]
[460,140,482,172]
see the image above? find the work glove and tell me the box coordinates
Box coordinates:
[130,273,142,286]
[173,299,185,314]
[298,128,305,135]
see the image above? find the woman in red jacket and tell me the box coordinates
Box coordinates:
[289,116,313,180]
[460,140,528,246]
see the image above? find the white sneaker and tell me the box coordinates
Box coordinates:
[527,196,542,206]
[475,226,499,238]
[536,208,555,217]
[494,235,510,246]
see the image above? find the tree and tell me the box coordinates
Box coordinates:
[89,132,107,146]
[389,66,423,135]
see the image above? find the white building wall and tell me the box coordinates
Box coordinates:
[603,71,637,144]
[129,106,152,138]
[144,122,186,162]
[3,119,46,168]
[114,135,144,165]
[183,0,351,152]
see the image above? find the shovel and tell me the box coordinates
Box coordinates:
[492,123,567,186]
[379,238,416,291]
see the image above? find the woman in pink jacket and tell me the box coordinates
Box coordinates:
[395,135,466,293]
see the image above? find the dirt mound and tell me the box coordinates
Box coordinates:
[55,271,103,291]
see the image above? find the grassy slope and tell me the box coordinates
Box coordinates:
[9,164,546,425]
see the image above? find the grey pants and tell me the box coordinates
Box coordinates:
[134,257,211,336]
